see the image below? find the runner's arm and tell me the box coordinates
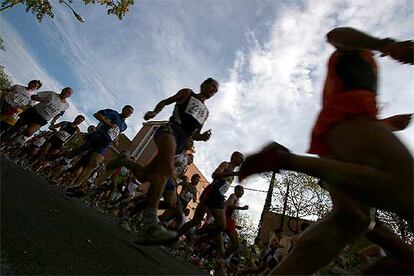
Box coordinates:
[94,111,115,128]
[144,89,191,120]
[49,112,65,127]
[31,91,50,102]
[50,121,67,130]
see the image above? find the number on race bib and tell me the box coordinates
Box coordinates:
[56,130,71,142]
[12,93,28,107]
[218,183,230,195]
[43,103,60,116]
[184,191,194,202]
[108,126,120,140]
[184,97,208,124]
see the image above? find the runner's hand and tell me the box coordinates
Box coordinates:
[242,205,249,210]
[199,129,212,141]
[380,40,414,65]
[144,111,157,120]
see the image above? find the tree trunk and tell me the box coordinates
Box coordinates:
[255,172,276,244]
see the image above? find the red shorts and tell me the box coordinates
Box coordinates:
[308,90,378,155]
[226,217,237,233]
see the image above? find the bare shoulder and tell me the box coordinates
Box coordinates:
[175,88,193,104]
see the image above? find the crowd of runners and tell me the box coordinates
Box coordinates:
[1,27,413,275]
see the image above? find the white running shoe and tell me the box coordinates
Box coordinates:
[133,223,177,246]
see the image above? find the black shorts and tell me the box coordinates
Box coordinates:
[154,122,189,155]
[49,136,65,149]
[200,185,225,209]
[77,151,93,167]
[0,99,17,115]
[80,132,110,154]
[19,107,48,126]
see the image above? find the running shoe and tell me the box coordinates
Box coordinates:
[65,190,86,198]
[133,223,178,246]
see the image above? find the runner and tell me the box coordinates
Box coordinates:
[224,185,249,260]
[0,79,42,132]
[178,173,199,212]
[31,115,85,171]
[159,172,199,227]
[65,105,134,197]
[178,151,244,270]
[112,78,218,245]
[238,27,414,274]
[1,87,72,140]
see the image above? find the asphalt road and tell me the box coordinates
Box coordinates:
[1,157,205,275]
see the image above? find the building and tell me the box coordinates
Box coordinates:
[257,211,313,246]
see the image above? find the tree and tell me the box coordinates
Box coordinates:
[0,36,12,91]
[271,171,332,222]
[377,210,413,244]
[236,213,258,245]
[0,64,12,91]
[255,172,276,243]
[0,0,134,21]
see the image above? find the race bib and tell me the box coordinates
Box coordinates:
[185,96,208,124]
[56,130,71,142]
[108,126,120,140]
[218,183,230,195]
[184,191,194,202]
[12,93,28,107]
[120,167,129,176]
[42,102,60,116]
[33,139,45,147]
[11,113,20,121]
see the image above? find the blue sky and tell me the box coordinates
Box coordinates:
[1,0,413,223]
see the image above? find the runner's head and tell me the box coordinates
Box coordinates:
[234,184,244,197]
[200,78,219,99]
[60,87,73,99]
[187,152,194,165]
[231,151,244,166]
[181,175,189,183]
[184,208,191,216]
[191,173,200,185]
[121,105,134,119]
[87,125,96,133]
[28,80,42,90]
[73,115,85,125]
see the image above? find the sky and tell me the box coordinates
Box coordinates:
[1,0,413,225]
